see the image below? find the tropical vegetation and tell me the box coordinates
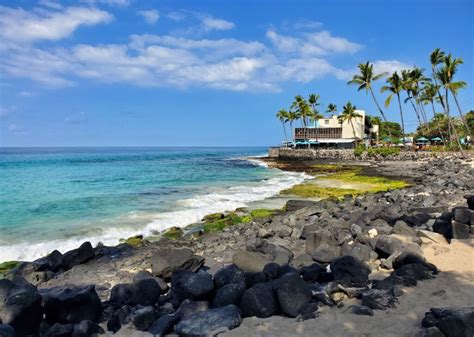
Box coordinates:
[275,48,471,153]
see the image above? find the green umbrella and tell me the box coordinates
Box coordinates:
[417,137,428,141]
[431,137,442,141]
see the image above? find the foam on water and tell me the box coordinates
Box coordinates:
[0,160,311,262]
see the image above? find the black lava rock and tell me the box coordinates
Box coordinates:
[213,264,245,288]
[61,242,94,270]
[240,283,278,318]
[212,283,245,308]
[110,278,161,308]
[330,256,370,287]
[275,274,312,318]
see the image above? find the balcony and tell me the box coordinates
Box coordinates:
[295,127,343,139]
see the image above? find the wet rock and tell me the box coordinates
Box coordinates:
[350,304,374,316]
[212,283,245,308]
[42,285,101,324]
[361,289,398,310]
[213,264,245,288]
[240,283,278,318]
[0,325,15,337]
[422,307,474,337]
[148,314,178,337]
[176,299,209,319]
[71,320,104,337]
[131,306,158,331]
[330,256,370,287]
[170,271,214,304]
[61,242,94,270]
[109,278,161,308]
[1,284,43,336]
[174,304,241,337]
[232,251,272,273]
[150,248,204,280]
[275,274,312,318]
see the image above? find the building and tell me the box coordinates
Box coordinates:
[293,110,379,148]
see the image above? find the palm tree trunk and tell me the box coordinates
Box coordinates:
[369,87,392,140]
[445,89,465,156]
[451,91,472,136]
[432,66,453,145]
[396,93,405,144]
[350,119,357,146]
[282,123,288,144]
[409,97,425,134]
[431,101,446,144]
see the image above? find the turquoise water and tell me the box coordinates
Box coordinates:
[0,147,308,261]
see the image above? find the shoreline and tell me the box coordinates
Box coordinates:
[1,155,473,337]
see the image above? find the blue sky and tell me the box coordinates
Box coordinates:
[0,0,472,147]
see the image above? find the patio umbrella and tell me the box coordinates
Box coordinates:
[417,137,429,141]
[431,137,442,141]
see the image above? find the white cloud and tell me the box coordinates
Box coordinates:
[0,5,113,43]
[372,60,413,75]
[266,29,362,56]
[200,15,235,32]
[81,0,130,6]
[138,9,159,25]
[19,91,35,97]
[167,11,186,21]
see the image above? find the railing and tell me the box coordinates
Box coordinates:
[295,127,342,139]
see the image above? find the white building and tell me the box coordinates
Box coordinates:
[293,110,379,148]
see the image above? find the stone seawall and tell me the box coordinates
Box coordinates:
[268,147,467,161]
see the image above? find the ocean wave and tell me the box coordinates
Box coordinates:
[0,170,311,262]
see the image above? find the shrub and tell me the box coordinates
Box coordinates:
[354,145,366,157]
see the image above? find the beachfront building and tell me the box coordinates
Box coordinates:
[293,110,378,148]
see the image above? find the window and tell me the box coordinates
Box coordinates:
[324,119,329,125]
[338,119,342,125]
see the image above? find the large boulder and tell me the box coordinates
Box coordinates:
[330,256,370,287]
[454,207,472,224]
[1,285,43,336]
[170,271,214,304]
[150,248,204,280]
[148,314,178,337]
[213,283,246,308]
[232,251,272,273]
[433,219,453,241]
[310,242,341,263]
[61,242,95,270]
[109,278,161,308]
[375,234,421,258]
[213,264,245,288]
[342,242,373,263]
[451,222,470,239]
[174,305,241,337]
[41,285,101,324]
[305,229,338,254]
[275,274,312,318]
[240,283,278,318]
[422,307,474,337]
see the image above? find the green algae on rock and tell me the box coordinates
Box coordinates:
[163,227,184,240]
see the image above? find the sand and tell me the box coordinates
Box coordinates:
[222,239,474,337]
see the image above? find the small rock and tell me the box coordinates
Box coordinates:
[61,242,95,270]
[174,305,241,337]
[368,228,378,238]
[176,299,209,319]
[131,306,158,331]
[290,254,314,270]
[213,264,245,288]
[350,304,374,316]
[148,314,178,337]
[150,248,204,280]
[361,289,397,310]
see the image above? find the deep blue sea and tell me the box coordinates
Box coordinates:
[0,147,308,262]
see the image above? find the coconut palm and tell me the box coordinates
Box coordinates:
[287,111,298,139]
[338,102,362,144]
[326,103,337,116]
[347,62,391,138]
[308,93,322,127]
[430,48,447,110]
[276,109,289,142]
[436,65,465,153]
[381,71,406,143]
[401,69,425,133]
[442,54,471,136]
[290,95,312,147]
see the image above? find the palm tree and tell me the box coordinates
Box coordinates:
[308,93,322,127]
[347,62,391,138]
[276,109,289,143]
[436,66,465,154]
[290,95,312,147]
[338,102,362,145]
[410,67,431,124]
[442,54,471,136]
[401,69,425,133]
[381,71,406,143]
[287,111,298,140]
[326,103,337,116]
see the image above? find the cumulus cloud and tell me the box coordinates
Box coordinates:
[0,4,410,93]
[137,9,159,25]
[81,0,130,6]
[372,60,413,75]
[0,5,112,43]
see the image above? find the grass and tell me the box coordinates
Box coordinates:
[281,165,409,199]
[0,260,20,277]
[202,210,264,233]
[162,227,183,240]
[120,235,146,247]
[250,208,277,218]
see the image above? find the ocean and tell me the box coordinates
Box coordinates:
[0,147,309,262]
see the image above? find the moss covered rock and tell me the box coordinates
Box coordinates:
[163,227,183,240]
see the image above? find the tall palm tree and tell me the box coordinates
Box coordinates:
[421,83,439,118]
[381,71,406,143]
[347,62,391,138]
[290,95,312,147]
[287,111,298,140]
[276,109,289,143]
[436,66,465,154]
[401,69,425,133]
[326,103,337,116]
[442,54,471,136]
[409,67,431,124]
[338,102,362,144]
[308,93,322,127]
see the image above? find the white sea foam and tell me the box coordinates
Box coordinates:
[0,170,311,262]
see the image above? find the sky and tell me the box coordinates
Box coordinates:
[0,0,472,147]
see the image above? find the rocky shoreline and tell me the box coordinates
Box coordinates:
[1,156,474,337]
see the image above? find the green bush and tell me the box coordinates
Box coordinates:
[354,145,366,157]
